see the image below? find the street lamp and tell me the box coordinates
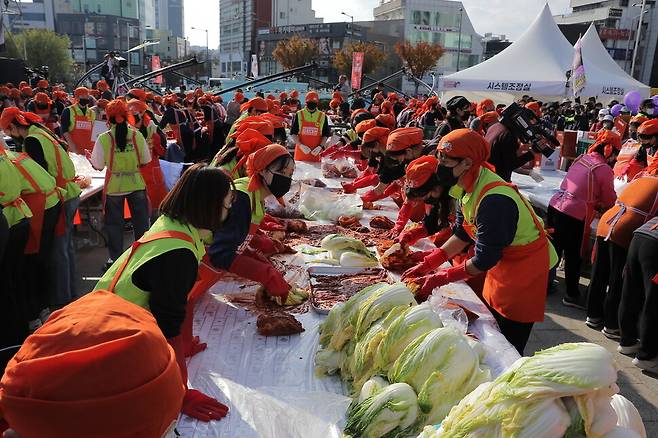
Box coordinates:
[624,6,650,74]
[191,26,210,80]
[456,7,464,72]
[341,12,354,44]
[630,0,648,78]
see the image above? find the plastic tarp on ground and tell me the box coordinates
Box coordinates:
[578,23,651,101]
[440,4,574,98]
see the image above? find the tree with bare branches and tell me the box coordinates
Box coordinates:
[395,41,445,95]
[272,35,318,70]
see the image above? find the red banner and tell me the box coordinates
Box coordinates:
[351,52,364,90]
[599,28,632,40]
[151,55,162,84]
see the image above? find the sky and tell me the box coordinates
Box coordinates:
[184,0,573,49]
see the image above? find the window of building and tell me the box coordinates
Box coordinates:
[443,32,461,49]
[421,11,430,25]
[412,10,421,25]
[280,11,285,19]
[620,0,629,5]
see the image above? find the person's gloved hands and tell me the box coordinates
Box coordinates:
[249,233,279,255]
[181,389,229,422]
[361,189,387,203]
[273,286,309,306]
[329,149,361,160]
[259,217,286,232]
[320,144,339,157]
[401,248,448,281]
[398,225,428,247]
[409,250,432,263]
[298,143,311,154]
[230,254,290,299]
[415,262,471,300]
[311,146,323,156]
[342,181,356,194]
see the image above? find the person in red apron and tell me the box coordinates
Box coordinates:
[198,96,224,158]
[90,164,234,423]
[26,92,60,136]
[128,99,169,213]
[547,130,618,309]
[369,93,384,115]
[291,91,330,162]
[61,87,95,154]
[88,99,151,270]
[402,129,558,354]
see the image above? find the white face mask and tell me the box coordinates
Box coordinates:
[646,108,655,115]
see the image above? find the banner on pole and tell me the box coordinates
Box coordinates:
[351,52,364,90]
[571,37,586,97]
[151,55,162,84]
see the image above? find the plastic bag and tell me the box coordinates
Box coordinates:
[428,294,468,334]
[321,158,358,179]
[298,186,363,222]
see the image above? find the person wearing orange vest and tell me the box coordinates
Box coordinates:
[547,130,618,309]
[89,100,151,270]
[0,291,186,437]
[290,91,331,162]
[61,87,96,154]
[26,92,60,136]
[402,129,558,354]
[586,164,658,339]
[613,115,649,181]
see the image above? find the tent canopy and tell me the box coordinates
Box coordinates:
[440,4,574,97]
[578,23,651,100]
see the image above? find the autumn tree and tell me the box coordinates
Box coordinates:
[272,35,318,70]
[333,42,386,88]
[3,29,74,84]
[395,41,444,95]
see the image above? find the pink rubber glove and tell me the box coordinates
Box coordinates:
[402,248,448,281]
[182,389,229,422]
[416,262,471,300]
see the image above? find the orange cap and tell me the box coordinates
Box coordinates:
[259,113,285,129]
[480,111,499,126]
[525,101,542,118]
[74,87,90,98]
[153,95,163,104]
[438,128,494,192]
[374,92,384,101]
[194,87,204,97]
[0,107,28,130]
[20,86,33,97]
[34,92,50,105]
[9,88,19,98]
[355,119,378,135]
[375,113,396,129]
[37,79,49,89]
[0,291,185,438]
[305,91,319,103]
[127,98,148,113]
[96,79,109,91]
[145,92,154,102]
[589,129,622,158]
[638,119,658,136]
[197,96,208,105]
[106,99,128,123]
[240,97,268,113]
[406,155,439,188]
[234,91,244,102]
[246,144,290,192]
[290,89,299,99]
[332,91,342,101]
[477,98,495,117]
[230,117,274,138]
[386,127,424,151]
[96,98,109,109]
[387,92,398,102]
[362,127,390,147]
[329,98,340,109]
[279,92,288,100]
[381,100,393,114]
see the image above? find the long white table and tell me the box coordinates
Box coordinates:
[180,162,520,437]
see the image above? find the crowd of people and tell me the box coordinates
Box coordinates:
[0,74,657,436]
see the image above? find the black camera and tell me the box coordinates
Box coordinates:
[500,102,560,158]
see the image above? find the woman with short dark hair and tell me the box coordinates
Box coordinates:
[94,163,234,423]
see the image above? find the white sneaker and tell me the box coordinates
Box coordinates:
[601,327,621,340]
[617,342,640,355]
[632,357,658,374]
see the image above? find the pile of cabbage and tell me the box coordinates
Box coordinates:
[418,342,647,438]
[303,234,379,267]
[315,282,491,437]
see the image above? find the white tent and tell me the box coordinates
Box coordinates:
[440,4,574,98]
[577,23,651,100]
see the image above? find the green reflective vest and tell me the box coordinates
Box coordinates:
[0,153,32,227]
[234,176,264,226]
[94,215,205,309]
[98,126,147,194]
[8,151,61,210]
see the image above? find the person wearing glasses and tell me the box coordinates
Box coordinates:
[93,163,234,423]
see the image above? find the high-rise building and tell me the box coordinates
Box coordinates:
[219,0,272,77]
[139,0,157,36]
[374,0,484,94]
[554,0,657,86]
[482,33,512,60]
[271,0,322,26]
[1,0,56,33]
[156,0,185,38]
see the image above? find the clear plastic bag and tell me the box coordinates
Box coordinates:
[321,158,358,179]
[298,186,363,222]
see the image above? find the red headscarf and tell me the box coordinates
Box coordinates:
[233,128,273,175]
[406,156,439,188]
[589,129,622,159]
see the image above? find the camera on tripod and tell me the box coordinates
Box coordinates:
[499,102,560,158]
[106,51,128,69]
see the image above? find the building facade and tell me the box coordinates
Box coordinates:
[554,0,657,86]
[482,33,512,60]
[255,21,403,85]
[1,0,56,33]
[271,0,321,27]
[374,0,484,94]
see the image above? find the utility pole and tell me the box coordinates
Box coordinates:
[456,7,463,72]
[630,0,647,77]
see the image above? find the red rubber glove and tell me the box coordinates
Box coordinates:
[416,262,472,300]
[185,336,208,358]
[263,213,283,226]
[361,189,387,203]
[402,248,448,281]
[250,233,279,255]
[229,254,290,298]
[383,181,401,198]
[409,250,432,263]
[428,227,453,248]
[329,149,362,160]
[391,201,418,237]
[341,181,357,194]
[398,225,429,247]
[353,173,380,190]
[320,144,340,158]
[182,389,229,422]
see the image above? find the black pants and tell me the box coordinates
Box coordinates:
[586,237,627,328]
[104,191,150,262]
[0,219,30,348]
[619,234,658,360]
[489,305,534,356]
[547,206,585,299]
[24,203,61,320]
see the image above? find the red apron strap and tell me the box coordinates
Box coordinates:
[107,230,195,293]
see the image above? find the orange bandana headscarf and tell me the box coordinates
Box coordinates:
[245,144,290,192]
[233,128,273,175]
[438,128,495,193]
[406,156,439,188]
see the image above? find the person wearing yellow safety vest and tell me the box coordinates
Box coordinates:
[211,118,274,177]
[197,145,307,306]
[402,129,558,355]
[0,140,62,334]
[89,99,151,271]
[61,87,96,154]
[0,108,82,308]
[0,141,32,348]
[94,163,234,423]
[290,91,331,162]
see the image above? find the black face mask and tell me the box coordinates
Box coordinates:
[307,102,318,111]
[11,135,24,145]
[78,99,89,107]
[36,103,48,110]
[436,163,459,188]
[134,114,141,123]
[631,131,638,140]
[267,173,292,198]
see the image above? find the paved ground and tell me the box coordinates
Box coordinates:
[73,231,658,434]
